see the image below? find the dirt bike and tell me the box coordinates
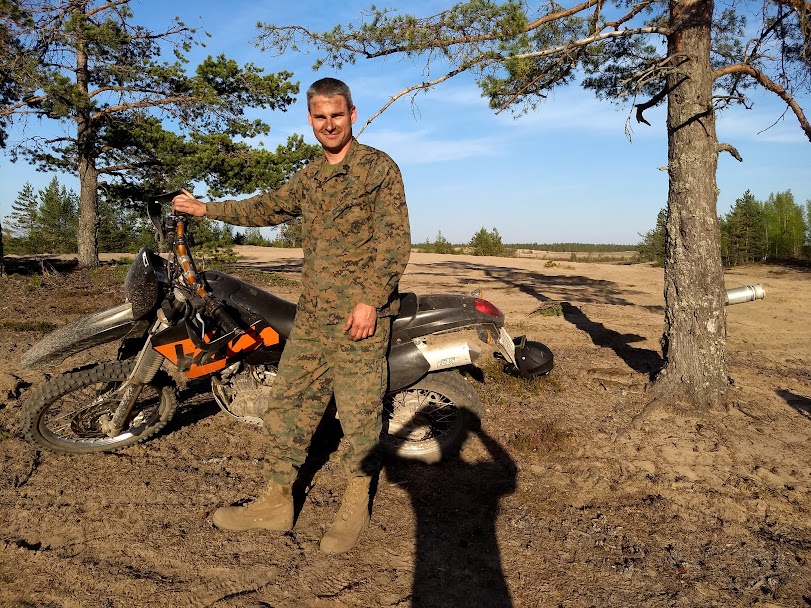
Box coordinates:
[19,192,553,463]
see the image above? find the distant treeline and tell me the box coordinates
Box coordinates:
[638,189,811,267]
[508,243,635,252]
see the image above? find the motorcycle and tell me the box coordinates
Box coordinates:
[19,192,553,463]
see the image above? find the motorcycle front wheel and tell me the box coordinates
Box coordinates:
[20,360,177,454]
[382,370,483,464]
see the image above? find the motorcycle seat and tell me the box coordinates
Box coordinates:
[392,292,418,333]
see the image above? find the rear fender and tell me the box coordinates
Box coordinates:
[20,303,143,369]
[387,331,482,393]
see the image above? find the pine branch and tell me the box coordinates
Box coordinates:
[714,63,811,142]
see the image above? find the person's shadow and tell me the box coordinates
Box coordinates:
[384,414,517,607]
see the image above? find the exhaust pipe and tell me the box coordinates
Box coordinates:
[725,284,765,306]
[416,335,481,372]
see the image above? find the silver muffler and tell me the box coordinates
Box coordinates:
[415,333,481,372]
[726,284,765,306]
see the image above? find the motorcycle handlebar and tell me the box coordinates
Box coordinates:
[205,299,242,336]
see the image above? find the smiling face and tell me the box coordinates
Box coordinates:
[307,94,357,163]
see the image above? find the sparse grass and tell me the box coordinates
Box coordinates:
[89,262,131,283]
[477,356,560,408]
[25,274,42,291]
[531,300,563,317]
[506,320,533,335]
[261,273,300,288]
[0,320,60,332]
[507,420,573,454]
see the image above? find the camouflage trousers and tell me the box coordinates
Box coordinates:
[260,313,391,485]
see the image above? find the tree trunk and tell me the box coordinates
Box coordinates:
[654,0,728,408]
[0,218,5,277]
[77,152,100,267]
[75,5,99,268]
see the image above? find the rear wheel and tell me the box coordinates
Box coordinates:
[382,371,482,463]
[20,360,177,454]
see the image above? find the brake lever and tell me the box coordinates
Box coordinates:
[184,317,237,354]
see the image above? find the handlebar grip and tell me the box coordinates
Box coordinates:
[206,299,242,336]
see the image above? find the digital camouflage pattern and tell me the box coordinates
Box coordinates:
[260,316,391,484]
[205,138,410,481]
[206,139,411,325]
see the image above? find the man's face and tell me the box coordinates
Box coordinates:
[308,94,357,158]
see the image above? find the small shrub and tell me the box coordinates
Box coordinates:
[25,274,42,291]
[420,231,457,254]
[531,301,563,317]
[470,227,505,257]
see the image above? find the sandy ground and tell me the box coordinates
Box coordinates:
[0,246,809,607]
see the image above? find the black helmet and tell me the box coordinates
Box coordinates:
[512,337,554,378]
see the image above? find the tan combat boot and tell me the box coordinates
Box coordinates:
[319,476,373,554]
[212,480,294,531]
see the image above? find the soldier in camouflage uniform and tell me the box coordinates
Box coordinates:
[173,78,410,553]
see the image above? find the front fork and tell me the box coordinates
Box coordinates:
[100,319,167,437]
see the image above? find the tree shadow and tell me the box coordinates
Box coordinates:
[560,302,663,376]
[232,257,303,274]
[418,261,662,376]
[776,389,811,420]
[412,260,644,307]
[383,411,517,608]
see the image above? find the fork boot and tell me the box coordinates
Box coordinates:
[212,480,294,531]
[320,476,373,554]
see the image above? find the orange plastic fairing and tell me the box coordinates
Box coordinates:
[154,325,280,379]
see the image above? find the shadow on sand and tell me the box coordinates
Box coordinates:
[293,402,516,607]
[383,420,516,607]
[776,389,811,420]
[415,260,663,376]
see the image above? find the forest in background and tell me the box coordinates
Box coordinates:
[3,179,810,268]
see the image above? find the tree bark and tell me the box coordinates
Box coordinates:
[0,219,5,277]
[75,3,99,268]
[654,0,728,408]
[77,146,100,268]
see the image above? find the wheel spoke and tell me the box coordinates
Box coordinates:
[22,360,177,454]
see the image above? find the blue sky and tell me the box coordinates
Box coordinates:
[2,0,810,245]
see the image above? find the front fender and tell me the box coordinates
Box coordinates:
[21,303,140,369]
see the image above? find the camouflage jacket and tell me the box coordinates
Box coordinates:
[206,139,411,325]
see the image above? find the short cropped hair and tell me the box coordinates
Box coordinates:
[307,78,354,111]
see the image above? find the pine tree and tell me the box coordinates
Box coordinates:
[469,227,505,257]
[3,1,318,266]
[5,182,40,253]
[637,208,667,266]
[723,191,766,265]
[37,177,78,253]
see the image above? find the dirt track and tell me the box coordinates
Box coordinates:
[1,247,809,607]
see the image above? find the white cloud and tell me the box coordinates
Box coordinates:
[361,127,499,164]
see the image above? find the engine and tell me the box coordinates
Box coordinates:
[211,362,277,425]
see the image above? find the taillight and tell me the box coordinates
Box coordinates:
[474,298,502,317]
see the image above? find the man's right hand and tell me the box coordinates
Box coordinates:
[172,188,207,217]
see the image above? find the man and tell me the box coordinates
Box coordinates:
[173,77,410,554]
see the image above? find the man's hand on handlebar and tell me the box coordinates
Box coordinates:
[172,189,208,217]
